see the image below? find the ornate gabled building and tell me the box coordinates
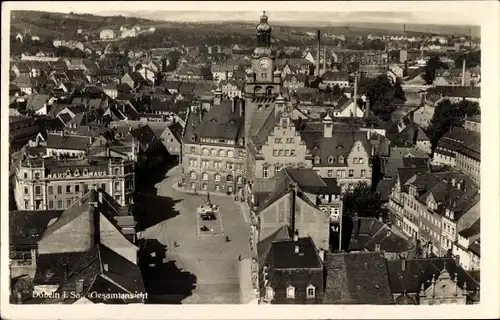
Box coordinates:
[182,12,373,198]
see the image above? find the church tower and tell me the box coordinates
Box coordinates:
[243,12,282,141]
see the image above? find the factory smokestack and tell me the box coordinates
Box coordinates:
[323,45,327,74]
[316,30,321,77]
[352,72,358,117]
[461,57,466,86]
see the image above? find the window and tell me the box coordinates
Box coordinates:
[226,175,233,182]
[24,187,29,195]
[291,150,296,156]
[361,169,366,178]
[278,150,284,156]
[202,173,209,181]
[273,150,278,156]
[190,146,196,153]
[263,165,270,178]
[353,158,359,164]
[285,150,290,156]
[328,170,334,178]
[218,150,226,157]
[339,156,344,164]
[306,285,316,298]
[286,138,294,143]
[23,172,28,179]
[66,185,72,193]
[275,138,282,144]
[349,169,354,178]
[314,156,321,164]
[75,185,80,193]
[101,183,106,191]
[34,171,40,179]
[328,156,334,164]
[227,150,234,157]
[114,168,120,175]
[57,200,63,209]
[214,161,221,169]
[202,183,208,190]
[237,176,244,184]
[210,149,217,156]
[202,160,209,168]
[66,199,73,208]
[114,181,121,191]
[226,162,233,170]
[215,173,221,182]
[275,165,282,175]
[48,200,54,209]
[337,170,345,179]
[359,158,364,164]
[202,148,209,155]
[286,286,295,299]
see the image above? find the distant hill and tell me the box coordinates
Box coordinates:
[10,10,159,37]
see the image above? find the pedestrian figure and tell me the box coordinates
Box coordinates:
[226,236,230,242]
[238,254,242,261]
[174,241,179,247]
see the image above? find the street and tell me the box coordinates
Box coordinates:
[135,165,252,304]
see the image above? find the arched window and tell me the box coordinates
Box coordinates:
[227,150,234,158]
[202,148,209,155]
[218,149,226,157]
[202,172,209,181]
[254,86,262,95]
[314,156,321,164]
[306,285,316,298]
[210,149,217,156]
[74,169,80,176]
[328,156,334,164]
[339,156,344,164]
[237,176,244,184]
[114,168,120,175]
[286,286,295,299]
[226,175,233,182]
[214,173,221,182]
[202,183,208,190]
[266,86,273,95]
[190,172,196,179]
[66,169,72,176]
[83,168,89,175]
[266,287,274,301]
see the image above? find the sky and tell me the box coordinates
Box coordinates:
[6,1,483,26]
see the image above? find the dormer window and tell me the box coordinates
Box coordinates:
[66,169,72,176]
[328,156,334,164]
[306,285,316,298]
[74,169,80,176]
[338,156,344,164]
[286,286,295,299]
[314,156,321,164]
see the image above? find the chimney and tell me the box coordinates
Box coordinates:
[323,114,333,138]
[232,98,236,113]
[455,254,460,266]
[103,264,109,272]
[293,229,299,242]
[461,57,466,87]
[401,258,406,271]
[225,70,229,81]
[375,243,381,251]
[364,98,370,118]
[295,245,300,254]
[316,30,321,77]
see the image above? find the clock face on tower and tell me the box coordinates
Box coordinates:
[259,58,270,69]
